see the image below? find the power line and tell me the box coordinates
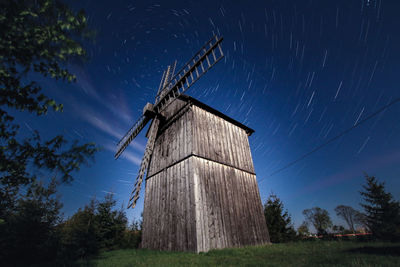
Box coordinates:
[258,97,400,184]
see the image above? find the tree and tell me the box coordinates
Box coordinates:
[60,194,128,259]
[334,205,363,233]
[297,222,310,238]
[0,0,96,263]
[332,225,346,234]
[120,217,142,249]
[96,194,128,250]
[302,207,332,235]
[360,174,400,241]
[0,179,63,264]
[60,199,99,259]
[263,194,297,242]
[0,0,96,210]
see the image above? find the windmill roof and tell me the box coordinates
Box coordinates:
[179,94,254,136]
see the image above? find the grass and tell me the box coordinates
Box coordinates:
[73,241,399,267]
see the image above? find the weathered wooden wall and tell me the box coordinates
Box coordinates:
[147,99,192,177]
[142,97,270,252]
[142,157,197,251]
[192,157,269,252]
[191,105,254,174]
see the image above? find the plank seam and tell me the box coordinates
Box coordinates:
[146,153,256,180]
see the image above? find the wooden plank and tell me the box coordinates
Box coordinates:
[201,158,210,252]
[164,166,170,250]
[200,109,210,160]
[220,164,231,247]
[208,113,218,162]
[191,157,198,252]
[141,178,149,248]
[159,171,166,249]
[192,106,198,155]
[179,161,185,250]
[182,110,187,159]
[241,129,252,172]
[222,119,234,171]
[217,116,226,165]
[207,111,216,163]
[250,173,267,243]
[170,164,176,250]
[243,172,257,245]
[230,166,242,246]
[207,160,217,249]
[214,162,226,248]
[227,122,238,169]
[217,163,227,247]
[239,129,248,172]
[233,126,244,173]
[245,134,255,173]
[194,157,206,252]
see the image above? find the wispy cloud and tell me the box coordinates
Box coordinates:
[117,179,134,184]
[72,65,134,125]
[81,111,123,140]
[103,142,142,166]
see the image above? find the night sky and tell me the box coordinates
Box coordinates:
[16,0,400,230]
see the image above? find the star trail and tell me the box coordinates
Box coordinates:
[22,0,400,227]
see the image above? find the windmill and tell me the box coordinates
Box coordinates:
[115,36,270,252]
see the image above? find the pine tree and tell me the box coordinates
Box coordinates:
[96,194,127,250]
[60,199,99,259]
[263,194,297,243]
[360,174,400,241]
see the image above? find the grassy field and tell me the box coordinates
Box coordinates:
[72,241,399,267]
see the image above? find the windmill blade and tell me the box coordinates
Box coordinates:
[115,114,152,159]
[127,117,160,209]
[153,35,224,114]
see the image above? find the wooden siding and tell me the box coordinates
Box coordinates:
[193,157,269,251]
[147,100,193,177]
[192,105,254,174]
[142,156,269,252]
[142,97,270,252]
[142,157,197,251]
[148,103,255,177]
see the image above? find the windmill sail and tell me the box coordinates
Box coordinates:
[115,35,224,209]
[127,117,160,209]
[115,114,152,159]
[153,36,224,113]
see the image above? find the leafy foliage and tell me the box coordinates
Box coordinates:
[334,205,364,233]
[360,174,400,241]
[0,0,97,209]
[0,0,89,116]
[0,0,98,264]
[263,194,297,242]
[96,194,128,250]
[60,199,99,259]
[302,207,332,235]
[297,222,310,238]
[60,194,133,260]
[0,179,63,264]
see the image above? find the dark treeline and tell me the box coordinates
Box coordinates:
[0,0,140,265]
[1,192,142,265]
[263,173,400,243]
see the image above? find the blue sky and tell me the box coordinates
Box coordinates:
[16,0,400,230]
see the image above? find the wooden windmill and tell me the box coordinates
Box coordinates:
[115,36,270,252]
